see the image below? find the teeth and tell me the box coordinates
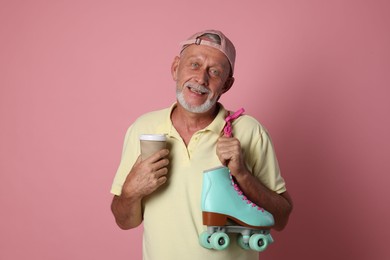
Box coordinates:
[189,87,204,94]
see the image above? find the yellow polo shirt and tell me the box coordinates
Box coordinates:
[111,103,286,260]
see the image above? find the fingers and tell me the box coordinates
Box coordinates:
[145,150,169,179]
[144,149,169,163]
[123,149,170,197]
[154,168,168,182]
[217,137,241,157]
[142,149,169,174]
[153,160,169,175]
[144,164,169,194]
[216,136,243,170]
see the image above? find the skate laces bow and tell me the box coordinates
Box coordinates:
[223,108,245,137]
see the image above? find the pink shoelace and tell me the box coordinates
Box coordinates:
[223,108,245,138]
[224,108,264,212]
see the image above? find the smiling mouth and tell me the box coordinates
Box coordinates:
[187,84,209,95]
[188,87,205,95]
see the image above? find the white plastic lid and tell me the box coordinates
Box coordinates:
[139,134,167,141]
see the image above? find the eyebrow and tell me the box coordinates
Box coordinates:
[186,56,225,69]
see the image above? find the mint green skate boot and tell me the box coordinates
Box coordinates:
[199,166,274,252]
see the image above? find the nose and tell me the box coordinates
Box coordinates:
[195,68,209,86]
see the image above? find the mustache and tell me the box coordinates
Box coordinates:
[184,82,210,94]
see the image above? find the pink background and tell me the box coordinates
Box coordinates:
[1,0,389,259]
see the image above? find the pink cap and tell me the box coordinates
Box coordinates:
[179,29,236,75]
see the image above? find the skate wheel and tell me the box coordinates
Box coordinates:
[210,232,230,250]
[199,232,213,249]
[237,235,250,250]
[249,233,269,252]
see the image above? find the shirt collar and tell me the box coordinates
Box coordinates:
[162,103,228,138]
[203,103,228,134]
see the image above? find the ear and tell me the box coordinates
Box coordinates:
[221,76,235,94]
[171,56,180,81]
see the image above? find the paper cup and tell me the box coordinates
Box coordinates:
[139,134,167,160]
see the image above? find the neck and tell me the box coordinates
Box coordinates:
[171,103,219,144]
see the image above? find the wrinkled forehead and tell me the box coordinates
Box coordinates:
[180,44,231,69]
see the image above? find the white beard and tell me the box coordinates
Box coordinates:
[176,83,218,113]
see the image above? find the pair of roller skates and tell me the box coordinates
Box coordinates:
[199,166,274,252]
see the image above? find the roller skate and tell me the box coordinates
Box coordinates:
[199,166,274,252]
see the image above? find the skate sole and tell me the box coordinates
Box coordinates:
[203,211,274,229]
